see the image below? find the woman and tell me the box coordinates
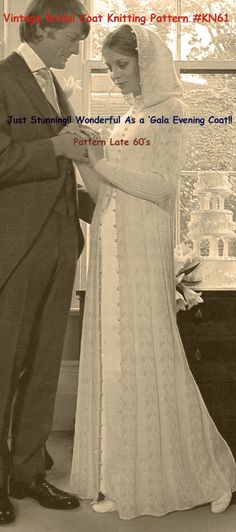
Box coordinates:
[70,24,236,519]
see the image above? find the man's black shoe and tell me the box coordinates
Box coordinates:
[9,477,80,510]
[0,491,15,525]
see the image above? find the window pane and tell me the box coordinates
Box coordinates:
[180,0,236,60]
[0,0,5,59]
[179,73,236,259]
[91,0,177,58]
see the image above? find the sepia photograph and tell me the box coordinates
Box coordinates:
[0,0,235,530]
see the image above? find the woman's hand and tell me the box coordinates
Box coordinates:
[60,125,104,166]
[59,123,81,136]
[60,124,101,140]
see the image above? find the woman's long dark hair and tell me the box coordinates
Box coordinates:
[102,24,138,57]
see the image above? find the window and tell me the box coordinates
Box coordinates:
[0,0,5,59]
[2,0,236,291]
[77,0,236,289]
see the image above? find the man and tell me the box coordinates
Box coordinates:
[0,0,94,524]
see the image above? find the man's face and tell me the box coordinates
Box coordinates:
[36,19,84,69]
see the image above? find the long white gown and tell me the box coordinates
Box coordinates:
[71,24,236,520]
[100,190,122,501]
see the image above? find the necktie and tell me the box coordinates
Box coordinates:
[35,68,61,114]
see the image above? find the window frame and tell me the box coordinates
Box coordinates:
[80,58,236,246]
[0,0,6,60]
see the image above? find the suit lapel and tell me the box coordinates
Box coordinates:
[52,73,78,204]
[52,74,73,118]
[6,53,62,135]
[6,52,77,187]
[6,52,76,189]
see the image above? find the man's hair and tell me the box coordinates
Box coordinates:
[20,0,90,43]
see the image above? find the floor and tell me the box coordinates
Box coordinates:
[5,432,236,532]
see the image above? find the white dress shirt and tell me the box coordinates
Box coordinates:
[17,42,61,114]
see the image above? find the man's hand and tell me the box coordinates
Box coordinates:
[51,134,88,162]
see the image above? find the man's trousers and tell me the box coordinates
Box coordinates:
[0,208,78,486]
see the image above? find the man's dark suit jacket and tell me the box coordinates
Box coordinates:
[0,51,94,292]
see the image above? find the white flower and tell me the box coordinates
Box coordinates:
[63,76,82,98]
[174,243,198,276]
[182,286,203,310]
[176,272,185,286]
[174,242,203,313]
[176,291,187,312]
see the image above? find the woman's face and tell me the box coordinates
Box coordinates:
[103,47,141,97]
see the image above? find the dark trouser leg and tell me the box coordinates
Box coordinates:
[0,211,78,485]
[0,233,50,487]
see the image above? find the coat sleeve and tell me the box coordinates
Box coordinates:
[77,185,95,224]
[94,100,187,204]
[0,86,59,188]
